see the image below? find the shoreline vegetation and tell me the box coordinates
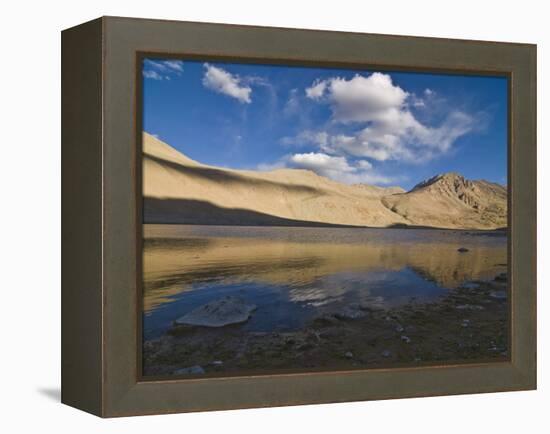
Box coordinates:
[143,271,508,377]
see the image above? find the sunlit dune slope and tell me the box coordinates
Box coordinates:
[143,133,507,229]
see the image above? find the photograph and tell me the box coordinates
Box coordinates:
[0,0,543,426]
[140,58,509,378]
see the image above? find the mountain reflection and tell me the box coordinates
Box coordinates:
[143,224,507,315]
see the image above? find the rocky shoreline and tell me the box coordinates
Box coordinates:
[143,273,509,378]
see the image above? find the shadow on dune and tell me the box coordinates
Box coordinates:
[144,153,321,194]
[144,198,364,228]
[144,198,509,231]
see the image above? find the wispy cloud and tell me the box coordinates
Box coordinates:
[143,59,184,80]
[143,70,164,81]
[162,60,184,73]
[280,130,329,148]
[202,64,252,103]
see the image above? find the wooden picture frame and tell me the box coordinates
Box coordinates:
[61,16,536,417]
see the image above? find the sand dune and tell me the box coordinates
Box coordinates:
[142,133,507,229]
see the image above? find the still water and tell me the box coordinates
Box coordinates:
[143,224,507,339]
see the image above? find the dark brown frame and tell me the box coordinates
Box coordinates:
[62,16,537,417]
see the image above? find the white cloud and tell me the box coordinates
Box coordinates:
[143,70,164,80]
[409,93,426,108]
[420,111,475,152]
[288,152,393,184]
[289,152,354,176]
[143,59,184,80]
[202,63,252,103]
[322,110,473,162]
[327,73,408,123]
[356,160,373,170]
[305,80,327,100]
[259,152,393,185]
[162,60,184,73]
[280,130,329,147]
[302,72,474,162]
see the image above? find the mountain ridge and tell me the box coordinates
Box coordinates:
[382,172,507,229]
[143,132,507,230]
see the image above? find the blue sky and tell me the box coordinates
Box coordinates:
[142,58,507,190]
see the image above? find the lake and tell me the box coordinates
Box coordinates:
[142,224,507,340]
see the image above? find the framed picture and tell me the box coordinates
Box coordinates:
[61,16,536,417]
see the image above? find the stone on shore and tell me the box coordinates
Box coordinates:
[456,304,485,311]
[175,296,257,327]
[494,273,507,282]
[457,247,469,253]
[333,304,369,320]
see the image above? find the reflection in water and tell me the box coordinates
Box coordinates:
[143,224,507,339]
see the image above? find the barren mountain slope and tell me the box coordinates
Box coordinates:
[142,133,408,227]
[381,173,507,229]
[143,133,507,229]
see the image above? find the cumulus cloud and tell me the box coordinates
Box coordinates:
[301,72,474,162]
[316,73,408,123]
[305,80,327,100]
[289,152,393,184]
[143,59,184,80]
[289,152,354,176]
[202,63,252,103]
[259,152,394,185]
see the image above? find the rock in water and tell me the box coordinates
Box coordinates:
[457,247,469,253]
[175,296,257,327]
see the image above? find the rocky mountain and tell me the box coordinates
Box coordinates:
[382,172,507,229]
[143,133,507,230]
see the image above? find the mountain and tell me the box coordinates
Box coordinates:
[381,172,507,229]
[142,133,507,230]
